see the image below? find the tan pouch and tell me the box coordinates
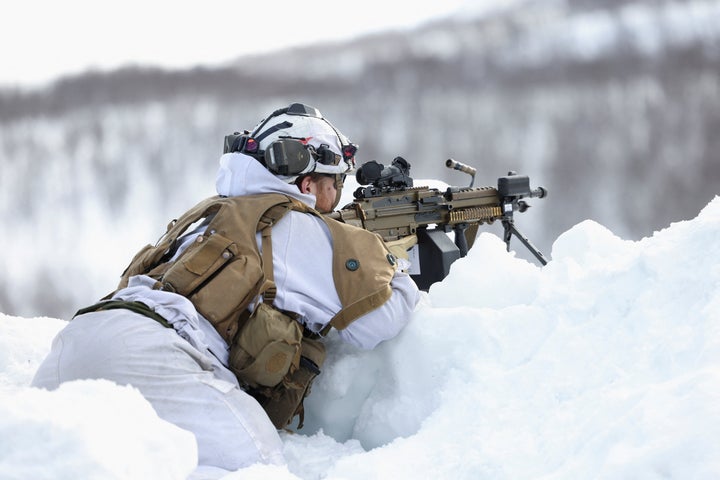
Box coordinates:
[229,302,303,388]
[159,233,239,296]
[255,336,327,429]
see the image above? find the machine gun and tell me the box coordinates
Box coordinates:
[328,157,548,290]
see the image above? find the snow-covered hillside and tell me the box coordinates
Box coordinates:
[2,196,718,479]
[1,0,719,320]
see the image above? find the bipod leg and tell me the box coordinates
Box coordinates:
[502,219,548,266]
[510,223,548,266]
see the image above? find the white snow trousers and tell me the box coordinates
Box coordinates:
[31,309,285,471]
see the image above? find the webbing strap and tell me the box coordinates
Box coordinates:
[260,226,276,305]
[256,201,297,306]
[328,285,393,330]
[74,300,172,328]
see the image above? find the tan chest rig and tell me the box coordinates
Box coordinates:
[113,193,398,428]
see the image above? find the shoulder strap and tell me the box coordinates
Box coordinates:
[255,196,303,306]
[259,226,276,304]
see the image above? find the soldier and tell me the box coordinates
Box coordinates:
[32,103,420,471]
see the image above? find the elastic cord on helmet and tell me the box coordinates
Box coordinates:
[253,121,292,144]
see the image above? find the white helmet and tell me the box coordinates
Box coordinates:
[249,103,357,180]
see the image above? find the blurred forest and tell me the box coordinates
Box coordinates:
[1,0,719,318]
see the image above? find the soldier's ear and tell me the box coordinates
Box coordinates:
[299,175,313,194]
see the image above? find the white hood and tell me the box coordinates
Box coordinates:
[215,152,317,208]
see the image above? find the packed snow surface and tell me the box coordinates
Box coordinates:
[1,197,719,479]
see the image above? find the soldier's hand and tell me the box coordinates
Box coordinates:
[384,235,418,261]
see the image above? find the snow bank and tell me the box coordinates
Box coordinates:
[0,379,197,480]
[1,197,719,479]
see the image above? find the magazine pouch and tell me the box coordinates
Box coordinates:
[229,302,303,388]
[253,335,327,429]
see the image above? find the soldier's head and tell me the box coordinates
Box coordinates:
[227,103,357,212]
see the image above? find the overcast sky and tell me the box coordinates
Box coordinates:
[0,0,492,89]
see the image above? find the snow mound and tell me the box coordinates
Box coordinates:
[1,196,719,479]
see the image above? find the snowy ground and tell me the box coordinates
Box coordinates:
[1,196,719,480]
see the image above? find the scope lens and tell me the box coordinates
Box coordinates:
[356,161,383,185]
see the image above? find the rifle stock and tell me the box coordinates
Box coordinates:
[328,158,548,290]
